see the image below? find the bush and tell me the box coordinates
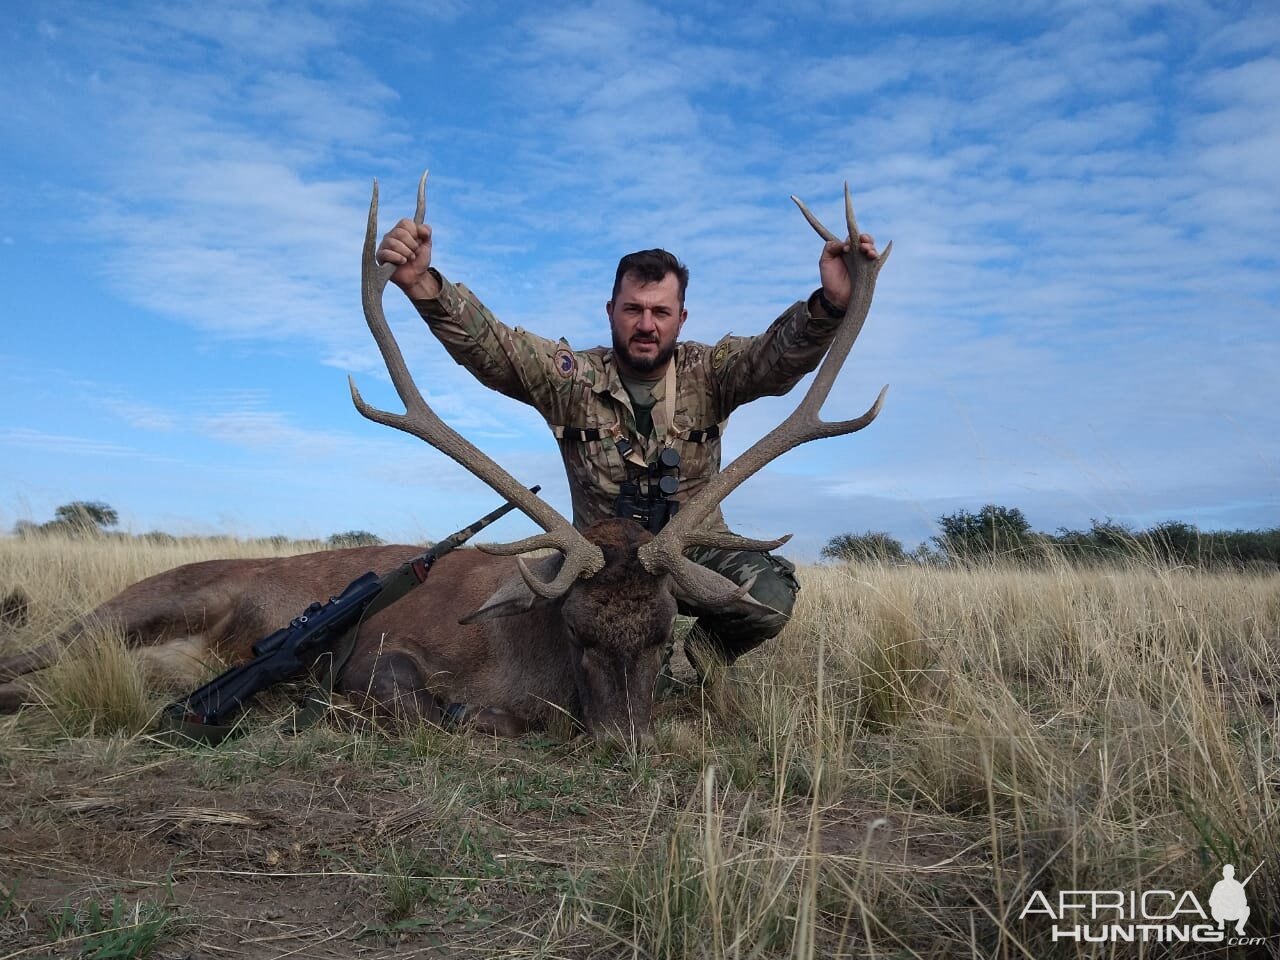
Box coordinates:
[933,504,1034,561]
[821,531,907,563]
[12,501,120,537]
[327,530,384,548]
[52,501,119,534]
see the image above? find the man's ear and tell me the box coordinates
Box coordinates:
[678,307,687,331]
[606,300,614,320]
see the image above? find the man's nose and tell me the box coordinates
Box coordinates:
[635,310,656,330]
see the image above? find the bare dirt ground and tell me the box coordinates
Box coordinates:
[3,688,968,959]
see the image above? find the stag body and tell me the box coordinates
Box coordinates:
[0,523,674,739]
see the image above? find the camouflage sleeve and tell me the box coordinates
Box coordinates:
[710,290,843,418]
[411,269,567,417]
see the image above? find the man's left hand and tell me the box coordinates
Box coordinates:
[818,233,878,314]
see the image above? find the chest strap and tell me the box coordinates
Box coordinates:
[550,423,720,444]
[550,426,603,442]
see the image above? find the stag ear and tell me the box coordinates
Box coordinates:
[458,554,565,625]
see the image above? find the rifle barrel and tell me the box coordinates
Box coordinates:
[430,484,541,558]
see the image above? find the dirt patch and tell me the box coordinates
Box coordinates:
[0,730,640,958]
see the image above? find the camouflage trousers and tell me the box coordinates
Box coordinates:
[673,546,800,672]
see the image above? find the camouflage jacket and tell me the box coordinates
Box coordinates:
[413,270,846,531]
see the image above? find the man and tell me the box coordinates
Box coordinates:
[375,209,877,677]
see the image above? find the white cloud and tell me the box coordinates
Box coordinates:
[0,428,147,458]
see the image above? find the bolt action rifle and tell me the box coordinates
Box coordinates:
[158,488,538,744]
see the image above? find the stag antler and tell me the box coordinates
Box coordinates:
[349,172,604,597]
[637,183,890,605]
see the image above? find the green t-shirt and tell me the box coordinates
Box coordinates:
[619,371,661,439]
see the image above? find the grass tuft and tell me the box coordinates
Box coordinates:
[36,627,160,738]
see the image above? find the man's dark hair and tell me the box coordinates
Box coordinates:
[611,249,689,305]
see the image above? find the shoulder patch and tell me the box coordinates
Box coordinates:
[711,340,731,371]
[553,346,577,379]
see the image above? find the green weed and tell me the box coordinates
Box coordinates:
[44,895,176,959]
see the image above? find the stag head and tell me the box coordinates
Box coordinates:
[349,172,889,741]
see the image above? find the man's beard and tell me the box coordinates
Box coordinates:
[613,329,677,373]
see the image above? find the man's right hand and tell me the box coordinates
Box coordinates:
[376,219,440,299]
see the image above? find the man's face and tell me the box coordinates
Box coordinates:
[607,272,687,376]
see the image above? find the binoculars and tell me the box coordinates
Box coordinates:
[614,447,681,533]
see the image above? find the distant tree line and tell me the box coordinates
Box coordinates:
[10,501,385,550]
[823,504,1280,569]
[14,500,1277,569]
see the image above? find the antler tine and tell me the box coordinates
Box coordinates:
[517,556,581,600]
[350,173,604,589]
[790,194,840,243]
[638,186,890,592]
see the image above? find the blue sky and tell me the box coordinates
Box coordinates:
[1,0,1276,560]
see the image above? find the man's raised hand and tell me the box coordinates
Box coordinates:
[818,233,878,314]
[376,219,439,300]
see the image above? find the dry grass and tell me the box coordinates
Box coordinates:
[1,535,1278,957]
[0,532,325,633]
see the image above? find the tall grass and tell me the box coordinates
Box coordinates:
[592,558,1280,956]
[0,533,325,634]
[0,533,322,738]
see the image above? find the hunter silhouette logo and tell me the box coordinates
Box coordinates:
[1209,862,1260,935]
[1019,861,1266,945]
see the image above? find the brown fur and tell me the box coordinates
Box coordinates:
[0,522,693,741]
